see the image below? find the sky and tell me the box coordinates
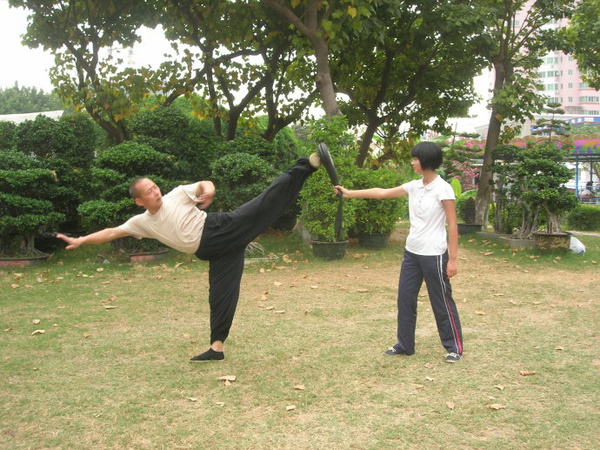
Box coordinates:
[0,1,491,131]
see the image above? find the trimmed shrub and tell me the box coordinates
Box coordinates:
[567,205,600,231]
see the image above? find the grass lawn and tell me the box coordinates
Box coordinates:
[1,227,599,449]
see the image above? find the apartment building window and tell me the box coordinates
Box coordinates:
[568,97,573,103]
[568,83,573,88]
[579,96,600,103]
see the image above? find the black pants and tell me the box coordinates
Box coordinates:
[195,157,315,344]
[393,250,463,355]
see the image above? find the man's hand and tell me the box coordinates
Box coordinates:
[56,233,81,250]
[195,181,216,209]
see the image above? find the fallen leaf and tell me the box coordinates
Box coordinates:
[218,375,237,382]
[265,306,274,311]
[104,305,117,310]
[31,330,46,335]
[486,404,506,410]
[282,255,291,263]
[83,333,91,338]
[4,328,15,332]
[532,301,542,305]
[96,268,104,272]
[286,405,296,411]
[294,385,305,390]
[274,310,285,314]
[475,311,486,315]
[446,402,455,410]
[555,346,565,351]
[10,284,19,289]
[357,288,368,293]
[186,397,198,402]
[424,363,433,369]
[31,319,41,325]
[215,402,225,407]
[483,252,494,256]
[519,370,536,376]
[273,281,283,286]
[310,285,319,289]
[260,294,268,301]
[425,377,435,382]
[494,385,505,391]
[493,293,504,297]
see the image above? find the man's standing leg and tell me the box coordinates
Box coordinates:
[190,249,245,362]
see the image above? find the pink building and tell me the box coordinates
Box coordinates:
[516,3,600,116]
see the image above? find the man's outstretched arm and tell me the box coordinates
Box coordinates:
[56,227,131,250]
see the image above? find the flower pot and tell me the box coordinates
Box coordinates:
[457,223,483,235]
[532,231,571,253]
[128,247,169,263]
[311,240,348,260]
[0,253,50,268]
[358,233,390,249]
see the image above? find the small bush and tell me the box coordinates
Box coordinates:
[568,205,600,231]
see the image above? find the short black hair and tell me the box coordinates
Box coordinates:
[129,177,147,199]
[410,142,443,170]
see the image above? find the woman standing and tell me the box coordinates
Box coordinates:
[335,142,463,362]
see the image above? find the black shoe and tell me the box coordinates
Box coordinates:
[189,348,224,362]
[383,347,408,356]
[318,143,339,186]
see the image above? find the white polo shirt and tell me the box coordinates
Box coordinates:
[403,176,455,256]
[119,183,207,254]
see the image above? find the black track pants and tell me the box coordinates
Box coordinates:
[393,250,463,355]
[195,157,315,344]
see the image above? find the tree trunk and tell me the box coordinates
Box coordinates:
[475,61,508,226]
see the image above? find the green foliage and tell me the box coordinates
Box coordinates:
[351,166,406,235]
[300,117,357,242]
[0,83,62,114]
[567,205,600,231]
[129,105,222,181]
[0,121,17,150]
[456,191,478,224]
[95,142,176,179]
[561,0,600,90]
[209,153,277,212]
[0,152,65,256]
[491,141,578,237]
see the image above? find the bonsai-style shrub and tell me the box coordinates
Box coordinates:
[300,117,356,242]
[209,152,277,212]
[567,205,600,231]
[0,150,65,256]
[129,105,221,181]
[491,141,578,237]
[352,166,405,235]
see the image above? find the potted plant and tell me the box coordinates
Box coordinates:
[299,117,356,259]
[0,150,65,266]
[352,166,405,248]
[491,141,578,251]
[452,178,482,235]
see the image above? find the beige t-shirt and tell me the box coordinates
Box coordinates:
[119,183,207,254]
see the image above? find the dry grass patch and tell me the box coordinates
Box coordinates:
[1,232,599,449]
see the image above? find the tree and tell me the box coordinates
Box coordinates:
[333,0,489,167]
[0,83,62,114]
[262,0,379,117]
[160,0,319,141]
[8,0,165,144]
[561,0,600,90]
[473,0,572,226]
